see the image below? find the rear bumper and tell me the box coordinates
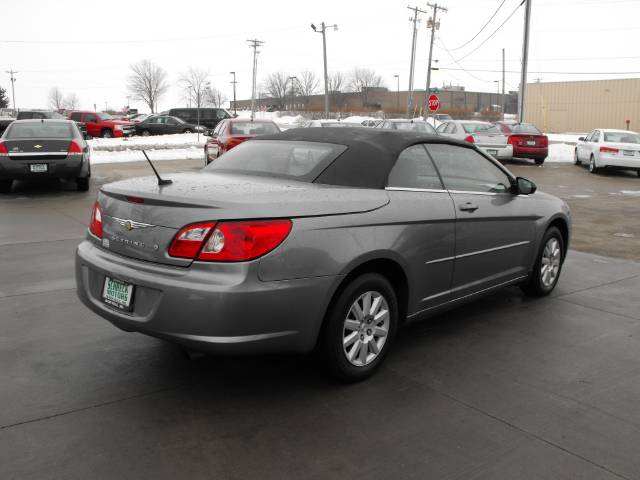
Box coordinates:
[598,155,640,169]
[513,146,548,160]
[75,240,339,355]
[0,155,87,180]
[478,144,513,160]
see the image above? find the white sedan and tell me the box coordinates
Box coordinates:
[575,129,640,176]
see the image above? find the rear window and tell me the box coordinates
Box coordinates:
[604,131,640,143]
[321,122,359,128]
[5,122,74,139]
[511,124,541,134]
[204,140,347,181]
[462,123,499,134]
[231,122,280,135]
[393,122,436,134]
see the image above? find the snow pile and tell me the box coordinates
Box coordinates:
[545,143,574,163]
[92,147,204,164]
[547,133,586,145]
[233,110,307,130]
[89,133,206,152]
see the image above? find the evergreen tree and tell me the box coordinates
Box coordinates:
[0,86,9,109]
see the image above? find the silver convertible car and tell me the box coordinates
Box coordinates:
[76,128,571,381]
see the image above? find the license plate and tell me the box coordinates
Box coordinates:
[102,277,134,311]
[527,140,536,146]
[487,149,498,156]
[623,150,635,156]
[29,163,48,173]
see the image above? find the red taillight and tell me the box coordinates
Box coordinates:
[226,136,249,150]
[539,135,548,147]
[464,135,475,143]
[126,196,145,203]
[600,146,619,154]
[89,201,103,238]
[168,219,292,262]
[0,141,8,155]
[68,140,83,154]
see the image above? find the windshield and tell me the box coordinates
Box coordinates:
[393,122,436,133]
[97,112,113,121]
[231,122,280,135]
[5,122,74,139]
[511,124,541,134]
[604,131,640,143]
[204,140,347,181]
[462,123,498,134]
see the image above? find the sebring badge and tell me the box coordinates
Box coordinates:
[112,217,155,231]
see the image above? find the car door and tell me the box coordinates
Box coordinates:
[165,117,181,134]
[589,130,601,162]
[576,131,591,161]
[83,113,99,137]
[385,144,456,312]
[426,143,537,299]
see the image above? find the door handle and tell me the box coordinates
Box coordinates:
[458,202,479,212]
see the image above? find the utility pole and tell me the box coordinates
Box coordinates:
[311,22,338,119]
[518,0,532,123]
[501,48,506,121]
[247,39,264,120]
[288,76,297,111]
[424,2,447,118]
[406,6,426,116]
[230,71,237,115]
[5,70,17,111]
[394,74,400,112]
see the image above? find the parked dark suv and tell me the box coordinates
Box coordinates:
[168,108,232,131]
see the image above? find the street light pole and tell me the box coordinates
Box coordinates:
[311,22,337,119]
[394,74,400,112]
[230,71,237,115]
[501,48,506,121]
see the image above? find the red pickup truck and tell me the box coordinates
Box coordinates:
[68,111,135,138]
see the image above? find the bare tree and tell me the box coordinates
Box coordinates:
[48,87,65,111]
[203,86,228,108]
[127,60,169,113]
[348,68,385,106]
[179,67,211,111]
[297,71,319,107]
[64,92,79,110]
[328,72,347,110]
[263,72,288,109]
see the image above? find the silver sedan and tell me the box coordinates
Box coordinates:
[437,120,513,161]
[76,128,570,381]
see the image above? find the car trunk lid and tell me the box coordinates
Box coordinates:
[3,139,71,160]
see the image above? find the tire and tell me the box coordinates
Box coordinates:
[101,129,113,138]
[140,130,150,137]
[636,170,640,177]
[521,226,565,297]
[183,129,193,134]
[589,155,599,174]
[574,149,581,165]
[0,179,12,193]
[76,176,89,191]
[319,273,398,382]
[534,157,545,165]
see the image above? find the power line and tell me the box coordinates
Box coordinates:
[448,0,507,51]
[437,37,496,83]
[440,67,640,75]
[441,0,524,67]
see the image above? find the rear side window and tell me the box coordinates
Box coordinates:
[204,140,347,182]
[231,122,280,135]
[604,131,640,143]
[462,123,494,134]
[427,144,511,193]
[5,122,74,139]
[387,145,443,190]
[392,122,436,134]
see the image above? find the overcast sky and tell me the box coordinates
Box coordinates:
[2,0,639,111]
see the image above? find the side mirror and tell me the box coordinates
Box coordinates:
[515,177,537,195]
[578,136,585,141]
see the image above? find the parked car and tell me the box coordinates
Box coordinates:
[0,119,91,192]
[128,113,149,123]
[75,127,570,381]
[205,119,280,164]
[304,120,362,128]
[135,115,207,136]
[494,121,548,164]
[168,108,232,131]
[425,113,453,129]
[68,111,135,138]
[437,120,513,161]
[18,110,88,137]
[575,129,640,176]
[378,119,437,134]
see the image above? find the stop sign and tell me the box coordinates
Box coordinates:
[428,94,440,112]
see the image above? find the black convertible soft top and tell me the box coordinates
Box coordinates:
[258,127,477,188]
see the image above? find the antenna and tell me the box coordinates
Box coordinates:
[141,150,172,186]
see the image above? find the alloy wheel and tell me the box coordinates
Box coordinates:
[540,237,562,288]
[342,291,390,367]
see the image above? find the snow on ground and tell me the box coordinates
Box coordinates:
[91,147,204,164]
[545,142,575,163]
[619,190,640,196]
[547,133,586,145]
[233,110,307,129]
[89,133,206,151]
[342,115,377,124]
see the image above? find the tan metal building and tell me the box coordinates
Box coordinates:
[525,78,640,133]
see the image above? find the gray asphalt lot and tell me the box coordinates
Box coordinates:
[1,159,639,479]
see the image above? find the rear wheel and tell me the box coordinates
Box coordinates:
[183,129,193,134]
[574,149,581,165]
[534,157,545,165]
[0,179,12,193]
[589,155,599,174]
[140,130,150,137]
[101,129,113,138]
[76,176,89,191]
[319,273,398,382]
[521,227,564,297]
